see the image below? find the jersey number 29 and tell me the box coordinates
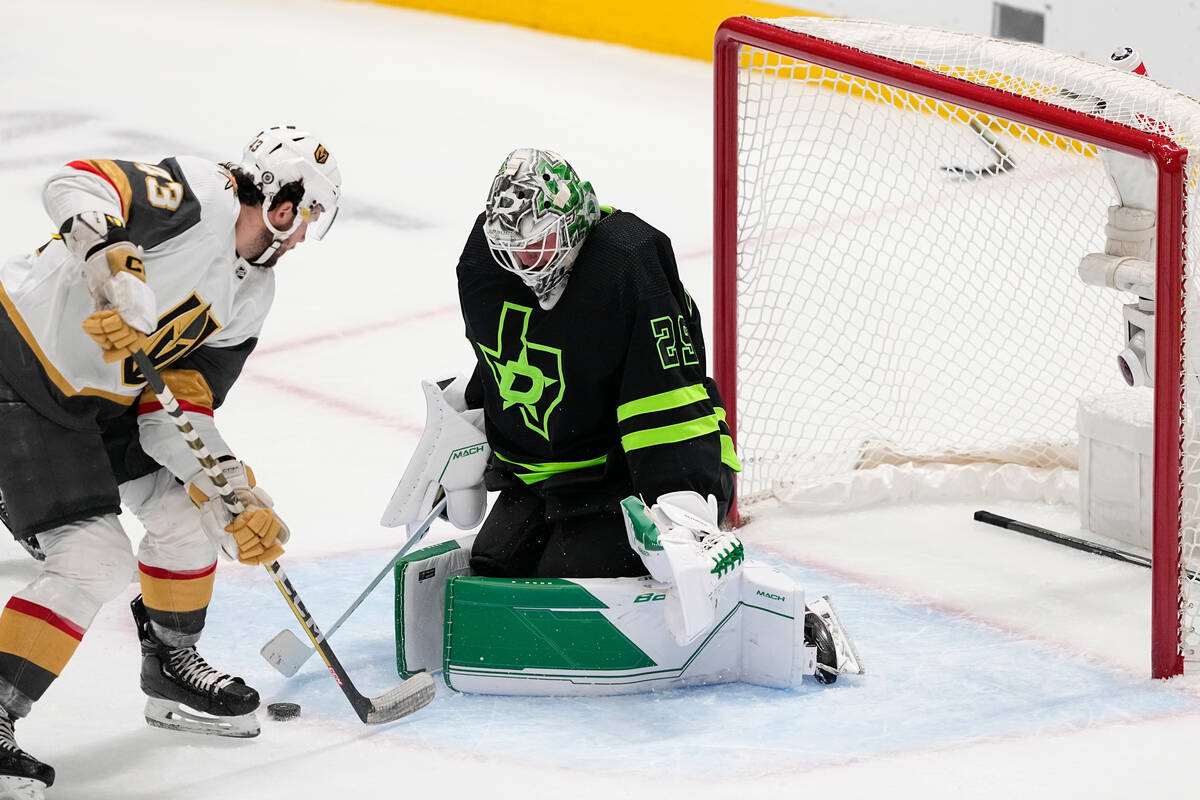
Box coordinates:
[652,315,698,369]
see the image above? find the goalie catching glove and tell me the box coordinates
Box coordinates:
[187,460,290,565]
[621,491,745,646]
[381,376,490,532]
[61,211,156,362]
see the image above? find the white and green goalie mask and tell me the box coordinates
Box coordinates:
[483,148,601,309]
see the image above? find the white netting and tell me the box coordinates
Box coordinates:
[727,17,1200,663]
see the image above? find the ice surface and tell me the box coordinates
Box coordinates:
[2,1,1199,798]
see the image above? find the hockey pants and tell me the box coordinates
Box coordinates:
[0,469,216,715]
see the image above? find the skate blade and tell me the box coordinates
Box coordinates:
[0,775,47,800]
[808,595,865,677]
[144,698,260,738]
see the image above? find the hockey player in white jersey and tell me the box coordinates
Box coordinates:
[0,125,340,798]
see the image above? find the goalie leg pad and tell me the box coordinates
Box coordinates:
[439,561,814,695]
[395,534,475,677]
[739,563,815,688]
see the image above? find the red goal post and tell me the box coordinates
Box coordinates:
[712,16,1193,678]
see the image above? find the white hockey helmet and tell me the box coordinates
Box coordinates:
[483,148,600,309]
[239,125,342,262]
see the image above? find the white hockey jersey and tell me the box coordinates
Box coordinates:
[0,155,272,406]
[0,155,276,480]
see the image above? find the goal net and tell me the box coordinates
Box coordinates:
[713,16,1200,677]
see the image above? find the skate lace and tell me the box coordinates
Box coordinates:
[168,647,236,694]
[0,713,19,754]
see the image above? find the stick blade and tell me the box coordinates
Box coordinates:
[365,672,437,724]
[260,629,312,677]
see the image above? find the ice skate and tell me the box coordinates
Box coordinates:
[805,595,864,684]
[0,706,52,800]
[132,596,260,738]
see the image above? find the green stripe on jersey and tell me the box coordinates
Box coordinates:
[620,414,721,453]
[720,434,741,472]
[495,452,607,484]
[616,384,709,422]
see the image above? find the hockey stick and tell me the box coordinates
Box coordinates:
[941,117,1015,180]
[974,510,1200,581]
[260,495,448,677]
[131,350,435,724]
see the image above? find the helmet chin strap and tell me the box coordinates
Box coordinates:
[248,203,303,266]
[247,239,282,267]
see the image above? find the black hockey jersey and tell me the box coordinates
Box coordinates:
[458,210,739,517]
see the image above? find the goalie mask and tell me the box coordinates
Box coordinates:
[239,125,342,265]
[483,148,601,309]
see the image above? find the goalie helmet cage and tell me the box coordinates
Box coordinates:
[712,16,1200,678]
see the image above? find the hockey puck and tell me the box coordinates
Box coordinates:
[267,702,301,721]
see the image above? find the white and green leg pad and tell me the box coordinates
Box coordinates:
[395,534,476,677]
[432,561,820,695]
[394,536,863,694]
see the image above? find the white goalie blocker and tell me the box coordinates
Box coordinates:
[622,491,749,645]
[381,376,490,533]
[393,492,863,695]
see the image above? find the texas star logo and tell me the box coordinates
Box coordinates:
[475,302,564,440]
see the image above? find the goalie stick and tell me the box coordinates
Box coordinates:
[260,495,448,677]
[974,510,1200,580]
[941,117,1015,180]
[131,349,436,724]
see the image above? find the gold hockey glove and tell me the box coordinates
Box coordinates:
[188,461,291,565]
[226,506,287,565]
[81,309,150,363]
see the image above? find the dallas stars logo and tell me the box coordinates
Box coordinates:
[476,302,564,440]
